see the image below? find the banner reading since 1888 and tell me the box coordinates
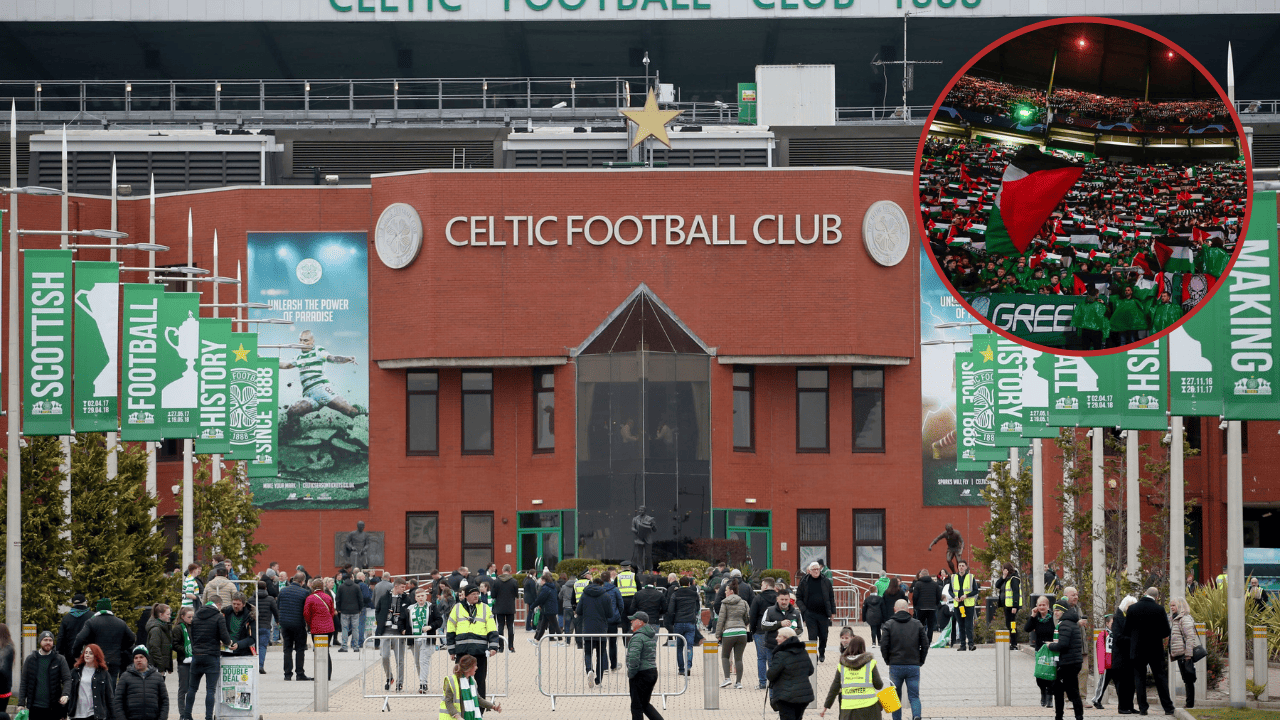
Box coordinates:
[247,232,369,509]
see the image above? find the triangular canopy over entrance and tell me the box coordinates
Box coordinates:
[575,284,711,356]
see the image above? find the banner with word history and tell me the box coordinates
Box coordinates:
[247,357,278,478]
[919,252,987,506]
[1169,285,1225,417]
[195,318,233,454]
[73,261,120,431]
[227,332,260,460]
[23,249,73,436]
[157,292,201,438]
[247,232,369,509]
[1222,192,1280,421]
[121,283,165,440]
[982,333,1030,448]
[1117,338,1167,430]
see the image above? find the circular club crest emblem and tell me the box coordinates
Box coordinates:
[296,258,323,285]
[375,202,424,270]
[969,295,991,318]
[861,200,910,267]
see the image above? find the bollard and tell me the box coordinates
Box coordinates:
[1194,622,1207,704]
[1253,626,1269,701]
[314,634,329,711]
[995,629,1010,706]
[703,640,719,710]
[806,641,819,710]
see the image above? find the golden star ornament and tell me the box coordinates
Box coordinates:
[620,90,684,149]
[233,343,251,362]
[978,343,994,363]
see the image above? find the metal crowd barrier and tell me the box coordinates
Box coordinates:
[833,585,863,624]
[535,630,689,710]
[359,632,509,712]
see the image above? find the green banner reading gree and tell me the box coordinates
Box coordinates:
[23,249,73,436]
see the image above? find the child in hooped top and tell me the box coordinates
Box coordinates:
[1090,615,1114,709]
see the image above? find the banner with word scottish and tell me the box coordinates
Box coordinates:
[1222,192,1280,421]
[194,317,233,454]
[73,261,120,431]
[156,292,201,438]
[227,332,260,461]
[247,357,279,478]
[23,249,73,436]
[1116,338,1167,430]
[121,283,166,441]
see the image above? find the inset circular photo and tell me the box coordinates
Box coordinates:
[916,17,1250,355]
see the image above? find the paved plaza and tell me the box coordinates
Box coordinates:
[170,624,1277,720]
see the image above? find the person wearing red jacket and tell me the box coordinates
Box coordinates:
[1090,615,1113,709]
[302,579,337,680]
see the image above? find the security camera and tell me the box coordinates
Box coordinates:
[551,101,568,109]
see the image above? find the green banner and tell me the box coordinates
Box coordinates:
[964,293,1084,347]
[227,332,260,460]
[1020,346,1057,439]
[247,357,278,478]
[195,318,233,454]
[1116,338,1167,430]
[1222,192,1280,421]
[956,349,999,470]
[1169,285,1225,417]
[1048,353,1117,428]
[157,292,201,438]
[23,249,73,436]
[73,261,120,432]
[987,334,1031,447]
[122,283,164,440]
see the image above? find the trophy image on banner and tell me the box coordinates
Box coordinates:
[162,311,200,409]
[75,282,120,399]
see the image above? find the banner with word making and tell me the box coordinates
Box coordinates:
[1222,193,1280,421]
[23,249,73,436]
[73,261,120,431]
[195,318,233,454]
[247,232,369,508]
[919,252,988,505]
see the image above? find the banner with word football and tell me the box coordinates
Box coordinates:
[195,318,233,454]
[1222,192,1280,421]
[121,283,165,440]
[227,332,260,460]
[23,249,73,436]
[157,292,201,438]
[247,357,278,478]
[1116,338,1167,430]
[73,261,120,431]
[1169,285,1225,417]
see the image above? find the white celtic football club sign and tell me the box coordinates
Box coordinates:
[861,200,910,267]
[375,203,424,270]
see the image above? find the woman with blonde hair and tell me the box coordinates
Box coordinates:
[1168,597,1199,708]
[440,654,501,719]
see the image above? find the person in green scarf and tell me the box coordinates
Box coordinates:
[170,607,195,720]
[1108,285,1149,347]
[1149,291,1183,333]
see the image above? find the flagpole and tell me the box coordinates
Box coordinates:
[1168,416,1185,704]
[146,174,157,518]
[1032,437,1045,596]
[236,261,248,485]
[107,156,118,486]
[1226,420,1245,707]
[60,126,71,547]
[1092,427,1105,628]
[6,100,22,663]
[1126,429,1140,581]
[211,231,221,487]
[181,209,194,570]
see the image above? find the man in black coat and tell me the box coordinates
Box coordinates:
[56,593,92,667]
[490,565,520,653]
[631,576,666,630]
[112,647,168,720]
[1126,588,1175,716]
[277,573,311,681]
[748,578,779,690]
[881,599,929,720]
[795,562,836,663]
[335,575,365,652]
[909,571,942,642]
[17,631,72,720]
[765,628,814,717]
[185,595,230,720]
[72,598,136,684]
[523,571,539,632]
[577,577,614,686]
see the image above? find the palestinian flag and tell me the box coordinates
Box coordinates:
[1192,226,1226,244]
[1154,235,1195,273]
[985,146,1084,256]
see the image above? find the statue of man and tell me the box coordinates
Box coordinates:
[631,506,656,571]
[344,520,371,568]
[927,523,964,575]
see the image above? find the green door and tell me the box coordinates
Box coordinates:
[726,512,772,569]
[517,511,565,573]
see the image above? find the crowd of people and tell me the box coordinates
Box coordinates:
[944,75,1232,126]
[920,137,1245,348]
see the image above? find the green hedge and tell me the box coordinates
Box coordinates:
[760,569,790,584]
[657,559,711,576]
[555,558,603,579]
[514,573,527,587]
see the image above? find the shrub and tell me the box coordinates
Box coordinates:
[555,558,602,579]
[760,569,790,584]
[686,538,748,566]
[1205,629,1225,690]
[514,573,527,588]
[657,559,711,576]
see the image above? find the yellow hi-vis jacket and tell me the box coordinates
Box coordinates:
[840,659,879,709]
